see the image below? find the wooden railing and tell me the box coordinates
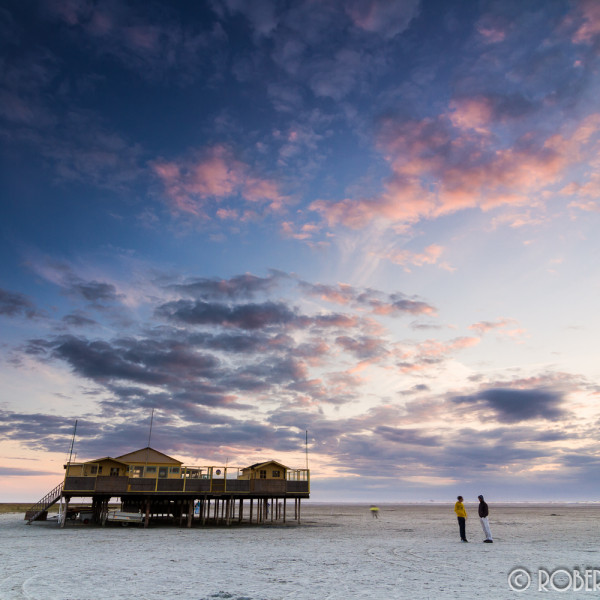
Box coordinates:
[63,475,310,495]
[62,465,310,495]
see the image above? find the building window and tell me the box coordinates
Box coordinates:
[90,465,98,475]
[145,466,157,475]
[272,470,280,478]
[259,470,267,479]
[98,466,103,474]
[169,467,180,474]
[131,466,144,478]
[110,467,120,476]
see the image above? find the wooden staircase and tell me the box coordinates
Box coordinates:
[25,482,63,523]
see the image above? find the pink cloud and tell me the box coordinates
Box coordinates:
[298,341,330,367]
[568,199,600,212]
[326,371,365,397]
[304,283,355,305]
[572,0,600,43]
[475,13,509,44]
[449,97,495,132]
[469,318,525,339]
[310,176,436,230]
[477,25,506,43]
[309,314,360,329]
[216,208,239,220]
[298,281,436,318]
[280,221,322,240]
[153,145,290,219]
[244,177,286,211]
[489,209,546,229]
[385,244,445,271]
[370,299,436,317]
[335,337,388,372]
[418,336,480,357]
[550,113,600,148]
[395,335,480,373]
[345,0,420,39]
[311,108,600,230]
[436,144,563,213]
[182,146,244,198]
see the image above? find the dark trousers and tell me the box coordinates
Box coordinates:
[457,517,466,540]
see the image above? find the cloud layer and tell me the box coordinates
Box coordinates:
[1,268,596,500]
[1,0,599,501]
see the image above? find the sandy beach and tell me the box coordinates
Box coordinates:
[1,503,599,599]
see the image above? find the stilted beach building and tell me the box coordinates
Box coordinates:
[26,446,310,527]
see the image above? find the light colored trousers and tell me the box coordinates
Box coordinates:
[480,516,493,540]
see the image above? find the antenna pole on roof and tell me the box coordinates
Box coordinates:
[67,420,77,465]
[147,408,154,448]
[145,408,154,467]
[305,429,309,471]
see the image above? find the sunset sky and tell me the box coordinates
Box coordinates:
[1,0,600,503]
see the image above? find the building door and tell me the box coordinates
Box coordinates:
[158,467,168,478]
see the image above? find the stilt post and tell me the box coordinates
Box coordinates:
[187,499,193,528]
[60,497,69,528]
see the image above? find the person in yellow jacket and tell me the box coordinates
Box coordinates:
[454,496,468,542]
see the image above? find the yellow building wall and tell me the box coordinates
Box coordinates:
[65,460,126,478]
[127,464,182,479]
[239,463,287,480]
[87,460,127,476]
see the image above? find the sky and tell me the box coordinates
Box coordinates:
[1,0,599,503]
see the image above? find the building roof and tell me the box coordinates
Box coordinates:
[84,457,128,466]
[243,460,288,471]
[115,447,182,465]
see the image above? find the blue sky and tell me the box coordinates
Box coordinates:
[1,0,600,502]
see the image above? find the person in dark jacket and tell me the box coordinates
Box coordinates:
[478,494,493,543]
